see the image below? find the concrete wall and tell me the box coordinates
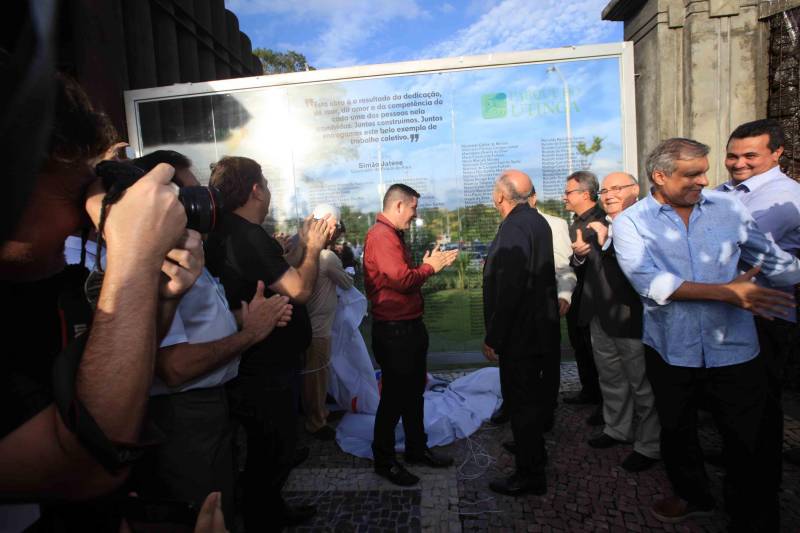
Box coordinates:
[604,0,771,186]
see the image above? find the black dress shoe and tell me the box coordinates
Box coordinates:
[588,433,626,449]
[375,462,420,486]
[563,391,601,405]
[489,472,547,496]
[490,406,510,425]
[586,407,604,426]
[621,451,658,472]
[404,448,454,468]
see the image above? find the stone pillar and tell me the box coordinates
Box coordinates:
[603,0,770,185]
[763,3,800,180]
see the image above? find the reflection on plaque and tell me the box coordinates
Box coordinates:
[131,55,628,356]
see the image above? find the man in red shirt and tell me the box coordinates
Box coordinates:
[364,183,458,486]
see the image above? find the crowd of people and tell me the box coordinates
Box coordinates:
[1,50,798,533]
[477,122,800,532]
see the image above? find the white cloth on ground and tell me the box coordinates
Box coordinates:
[335,367,502,459]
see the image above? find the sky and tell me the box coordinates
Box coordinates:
[225,0,623,69]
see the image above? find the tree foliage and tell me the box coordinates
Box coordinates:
[575,136,604,169]
[253,48,316,74]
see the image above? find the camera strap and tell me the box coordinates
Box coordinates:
[51,332,160,473]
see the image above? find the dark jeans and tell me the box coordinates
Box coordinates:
[498,351,552,474]
[756,316,799,486]
[567,310,601,400]
[372,319,429,466]
[131,386,236,529]
[227,361,299,532]
[644,347,778,531]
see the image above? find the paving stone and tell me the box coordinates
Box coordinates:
[278,363,800,532]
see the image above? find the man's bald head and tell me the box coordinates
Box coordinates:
[492,169,533,219]
[603,172,637,186]
[495,169,533,203]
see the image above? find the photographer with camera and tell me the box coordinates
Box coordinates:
[116,152,293,529]
[0,71,201,530]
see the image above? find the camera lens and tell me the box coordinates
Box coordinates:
[178,186,223,233]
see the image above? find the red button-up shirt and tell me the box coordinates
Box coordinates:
[363,213,434,321]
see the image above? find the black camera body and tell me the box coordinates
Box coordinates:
[94,160,223,233]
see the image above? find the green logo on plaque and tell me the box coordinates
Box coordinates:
[481,93,507,119]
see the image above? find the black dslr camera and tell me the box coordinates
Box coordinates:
[94,160,223,233]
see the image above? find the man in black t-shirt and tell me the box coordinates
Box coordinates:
[206,156,329,531]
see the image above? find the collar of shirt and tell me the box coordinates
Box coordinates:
[376,213,404,240]
[644,189,714,217]
[719,165,784,194]
[575,203,603,221]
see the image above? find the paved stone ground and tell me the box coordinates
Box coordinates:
[284,363,800,532]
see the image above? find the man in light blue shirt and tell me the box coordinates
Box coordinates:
[717,119,800,474]
[612,138,800,528]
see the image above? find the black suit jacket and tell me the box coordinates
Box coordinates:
[483,204,560,357]
[567,203,607,326]
[581,229,643,339]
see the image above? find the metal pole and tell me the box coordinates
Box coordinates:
[548,66,573,175]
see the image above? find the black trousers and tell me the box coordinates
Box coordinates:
[644,347,778,531]
[498,350,552,474]
[371,319,429,466]
[756,316,799,487]
[542,347,561,416]
[566,310,601,400]
[131,386,236,530]
[227,361,299,532]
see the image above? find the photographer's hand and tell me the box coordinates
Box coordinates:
[85,163,187,268]
[80,163,188,445]
[159,229,204,300]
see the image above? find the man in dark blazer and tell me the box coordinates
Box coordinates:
[563,172,605,424]
[482,170,560,496]
[575,172,660,472]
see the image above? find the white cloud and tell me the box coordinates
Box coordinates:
[226,0,427,67]
[419,0,620,59]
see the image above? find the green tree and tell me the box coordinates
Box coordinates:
[253,48,316,74]
[575,136,604,169]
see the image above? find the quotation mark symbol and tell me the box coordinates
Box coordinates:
[409,134,420,143]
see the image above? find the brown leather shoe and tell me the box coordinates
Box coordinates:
[650,497,714,524]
